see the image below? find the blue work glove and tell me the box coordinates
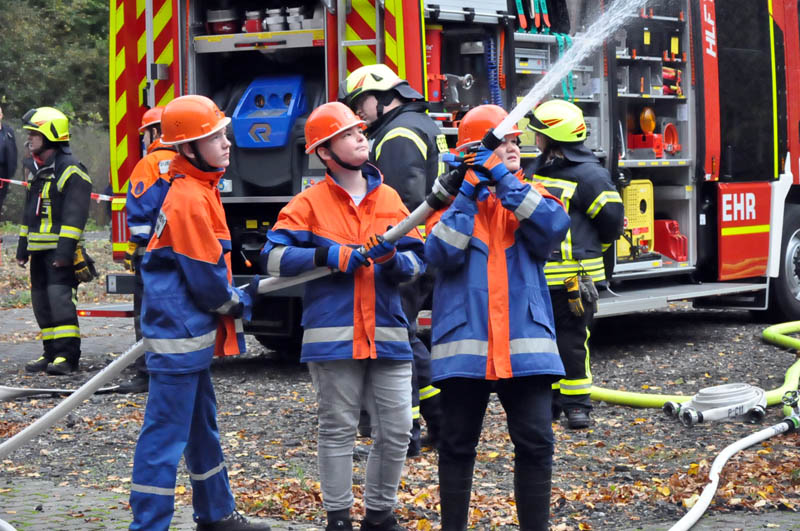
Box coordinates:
[471,146,512,182]
[364,234,396,265]
[327,244,368,274]
[239,274,259,322]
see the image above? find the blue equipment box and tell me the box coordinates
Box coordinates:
[232,76,306,148]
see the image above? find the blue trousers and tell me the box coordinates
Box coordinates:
[130,370,235,530]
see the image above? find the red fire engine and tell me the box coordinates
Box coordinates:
[106,0,800,352]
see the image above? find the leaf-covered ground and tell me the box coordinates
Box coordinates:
[1,234,799,529]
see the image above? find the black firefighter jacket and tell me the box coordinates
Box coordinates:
[366,101,449,211]
[525,143,624,287]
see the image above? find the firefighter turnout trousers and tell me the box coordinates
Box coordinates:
[550,288,594,410]
[30,250,80,366]
[130,369,235,530]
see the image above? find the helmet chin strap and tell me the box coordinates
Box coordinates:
[375,90,396,119]
[187,142,218,172]
[327,147,363,172]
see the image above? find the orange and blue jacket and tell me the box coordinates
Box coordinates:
[424,163,570,381]
[261,163,425,363]
[126,138,177,246]
[140,155,249,374]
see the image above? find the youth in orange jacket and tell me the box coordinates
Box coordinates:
[130,95,269,531]
[425,105,570,531]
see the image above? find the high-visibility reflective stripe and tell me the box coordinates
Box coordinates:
[129,225,152,236]
[234,319,244,334]
[53,325,80,339]
[57,166,92,192]
[19,227,29,237]
[510,337,560,355]
[559,380,593,395]
[412,405,420,419]
[213,290,240,314]
[514,187,543,221]
[41,328,55,340]
[40,182,53,234]
[130,483,175,496]
[28,232,59,241]
[431,222,470,250]
[432,339,488,360]
[398,250,421,277]
[531,175,576,193]
[60,225,83,240]
[267,245,287,277]
[586,190,622,219]
[144,329,217,354]
[375,326,408,342]
[188,460,226,481]
[303,326,354,344]
[551,381,560,390]
[27,241,58,251]
[419,384,441,401]
[544,257,605,285]
[375,127,428,161]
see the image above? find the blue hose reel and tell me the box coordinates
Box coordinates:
[232,75,307,149]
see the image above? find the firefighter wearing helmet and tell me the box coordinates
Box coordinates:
[129,94,269,531]
[261,101,424,531]
[340,63,446,455]
[17,107,94,376]
[425,104,570,531]
[118,105,177,394]
[523,99,624,430]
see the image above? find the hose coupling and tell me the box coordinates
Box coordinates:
[663,401,680,418]
[680,407,701,428]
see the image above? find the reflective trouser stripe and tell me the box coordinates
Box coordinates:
[52,325,80,339]
[412,404,420,420]
[188,460,227,481]
[419,384,441,401]
[559,379,593,395]
[130,483,174,496]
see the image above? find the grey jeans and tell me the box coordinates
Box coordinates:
[308,358,412,512]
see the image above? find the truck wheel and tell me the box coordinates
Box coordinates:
[768,204,800,321]
[255,335,302,362]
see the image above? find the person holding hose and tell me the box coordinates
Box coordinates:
[339,63,446,454]
[425,104,570,531]
[261,101,424,531]
[128,95,270,531]
[523,99,624,430]
[118,105,176,394]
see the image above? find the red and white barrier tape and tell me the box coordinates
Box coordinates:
[0,177,113,202]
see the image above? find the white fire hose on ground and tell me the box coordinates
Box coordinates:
[668,392,800,531]
[662,383,767,427]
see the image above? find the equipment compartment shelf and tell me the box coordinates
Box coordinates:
[617,93,687,100]
[618,159,691,167]
[194,29,325,54]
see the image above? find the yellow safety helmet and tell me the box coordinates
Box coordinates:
[22,107,70,142]
[528,99,587,144]
[338,63,423,108]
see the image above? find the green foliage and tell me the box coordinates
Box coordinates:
[0,0,109,124]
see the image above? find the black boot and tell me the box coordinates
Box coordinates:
[514,464,552,531]
[25,355,51,373]
[118,372,149,393]
[326,509,353,531]
[195,510,271,530]
[438,459,474,531]
[565,408,590,430]
[46,356,78,375]
[407,419,421,458]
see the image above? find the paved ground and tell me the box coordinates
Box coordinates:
[3,305,800,530]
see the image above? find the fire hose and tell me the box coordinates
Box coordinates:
[0,0,649,472]
[668,396,800,531]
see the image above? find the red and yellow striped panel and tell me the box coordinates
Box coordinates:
[325,0,427,101]
[109,0,180,197]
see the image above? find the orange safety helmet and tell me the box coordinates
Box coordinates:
[304,101,366,154]
[138,106,165,132]
[160,95,231,145]
[456,104,521,152]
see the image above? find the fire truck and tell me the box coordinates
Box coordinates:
[106,0,800,353]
